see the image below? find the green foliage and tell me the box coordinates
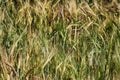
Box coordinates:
[0,0,120,80]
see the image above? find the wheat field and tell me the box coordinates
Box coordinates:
[0,0,120,80]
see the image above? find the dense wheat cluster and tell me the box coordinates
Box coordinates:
[0,0,120,80]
